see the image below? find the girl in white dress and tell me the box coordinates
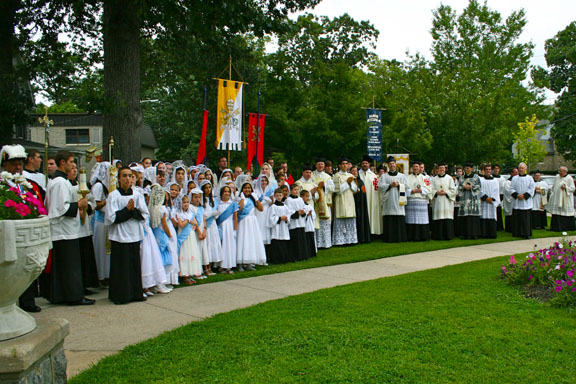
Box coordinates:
[132,172,170,296]
[189,188,209,279]
[176,194,203,284]
[216,185,238,273]
[163,191,180,287]
[214,169,233,198]
[236,182,267,270]
[254,175,273,257]
[90,161,111,282]
[200,180,222,274]
[260,163,278,190]
[149,184,179,288]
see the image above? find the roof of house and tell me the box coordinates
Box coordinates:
[29,113,158,148]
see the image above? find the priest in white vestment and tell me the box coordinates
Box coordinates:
[332,157,358,245]
[311,157,335,248]
[405,161,431,242]
[430,162,456,240]
[546,166,576,231]
[359,155,382,236]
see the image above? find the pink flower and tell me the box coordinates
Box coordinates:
[555,285,563,292]
[572,287,576,292]
[567,280,573,287]
[546,254,551,260]
[509,255,517,265]
[14,203,30,217]
[567,270,574,278]
[528,275,533,280]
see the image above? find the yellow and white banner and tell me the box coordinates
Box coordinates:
[216,79,243,150]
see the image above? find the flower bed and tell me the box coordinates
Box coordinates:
[501,233,576,306]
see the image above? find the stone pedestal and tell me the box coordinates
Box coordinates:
[0,318,69,384]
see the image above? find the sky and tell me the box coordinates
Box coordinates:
[298,0,576,103]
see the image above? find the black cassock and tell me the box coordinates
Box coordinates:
[354,178,371,243]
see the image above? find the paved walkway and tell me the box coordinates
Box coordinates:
[32,236,569,377]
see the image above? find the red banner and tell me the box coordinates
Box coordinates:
[196,110,209,165]
[247,113,266,169]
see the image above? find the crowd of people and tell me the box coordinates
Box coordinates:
[1,143,575,311]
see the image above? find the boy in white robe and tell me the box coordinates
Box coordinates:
[479,164,501,238]
[105,167,149,304]
[285,183,308,261]
[267,189,290,264]
[301,189,317,258]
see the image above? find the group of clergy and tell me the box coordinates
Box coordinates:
[3,141,575,312]
[303,155,576,246]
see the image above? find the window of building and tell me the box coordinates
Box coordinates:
[66,129,90,144]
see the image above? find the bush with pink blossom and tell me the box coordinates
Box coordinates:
[501,233,576,306]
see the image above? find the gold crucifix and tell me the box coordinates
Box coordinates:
[38,107,54,185]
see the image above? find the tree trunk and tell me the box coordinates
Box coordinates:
[0,0,18,145]
[103,0,142,163]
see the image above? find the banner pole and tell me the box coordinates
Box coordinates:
[255,90,261,175]
[228,56,232,166]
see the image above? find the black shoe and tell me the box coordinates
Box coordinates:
[68,297,96,306]
[21,305,42,313]
[84,289,97,295]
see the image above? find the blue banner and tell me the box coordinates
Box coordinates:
[366,109,382,162]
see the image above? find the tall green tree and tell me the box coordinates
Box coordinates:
[424,0,545,165]
[533,21,576,162]
[0,0,101,143]
[101,0,322,162]
[262,13,379,166]
[513,114,547,168]
[367,56,433,158]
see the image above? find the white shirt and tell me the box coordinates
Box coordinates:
[46,172,81,241]
[105,188,148,242]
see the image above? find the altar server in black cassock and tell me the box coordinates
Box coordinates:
[267,189,291,264]
[350,165,371,243]
[105,167,149,304]
[479,164,500,239]
[510,163,535,239]
[378,156,409,243]
[67,165,99,291]
[457,162,481,240]
[45,150,94,305]
[531,171,549,229]
[284,183,308,261]
[301,189,317,258]
[493,164,506,231]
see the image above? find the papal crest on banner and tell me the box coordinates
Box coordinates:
[216,79,244,150]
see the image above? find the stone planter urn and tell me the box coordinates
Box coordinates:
[0,216,51,341]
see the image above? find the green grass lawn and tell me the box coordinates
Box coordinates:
[72,255,576,384]
[189,227,575,285]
